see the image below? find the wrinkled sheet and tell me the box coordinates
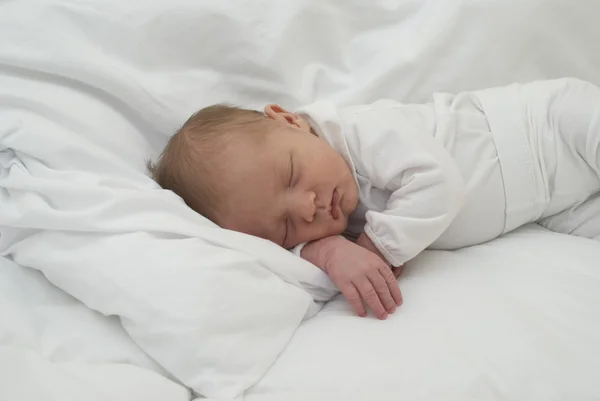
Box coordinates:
[1,0,600,400]
[247,225,600,401]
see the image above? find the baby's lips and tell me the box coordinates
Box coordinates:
[330,189,341,219]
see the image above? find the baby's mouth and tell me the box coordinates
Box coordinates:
[330,188,341,220]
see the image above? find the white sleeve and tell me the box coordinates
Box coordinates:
[342,101,466,266]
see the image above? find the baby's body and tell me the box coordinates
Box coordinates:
[151,78,600,320]
[296,78,600,262]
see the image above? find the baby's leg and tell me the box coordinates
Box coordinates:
[532,78,600,240]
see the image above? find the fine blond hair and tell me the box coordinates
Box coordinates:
[148,104,270,221]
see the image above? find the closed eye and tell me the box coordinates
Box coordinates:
[288,153,294,187]
[282,153,293,246]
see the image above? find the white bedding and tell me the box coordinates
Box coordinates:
[246,225,600,400]
[1,0,600,400]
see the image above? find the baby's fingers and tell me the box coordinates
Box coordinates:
[339,283,367,317]
[380,266,403,306]
[356,278,387,320]
[392,264,404,278]
[367,271,397,314]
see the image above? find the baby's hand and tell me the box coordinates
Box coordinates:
[355,232,404,278]
[302,236,402,319]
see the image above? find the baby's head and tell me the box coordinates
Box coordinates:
[149,103,359,248]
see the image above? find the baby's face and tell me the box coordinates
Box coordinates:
[217,107,359,249]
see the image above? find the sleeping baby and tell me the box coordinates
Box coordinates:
[149,78,600,320]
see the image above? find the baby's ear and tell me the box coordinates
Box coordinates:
[264,104,304,128]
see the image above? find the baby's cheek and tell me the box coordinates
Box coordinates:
[327,220,347,237]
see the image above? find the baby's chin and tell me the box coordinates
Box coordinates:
[332,216,350,235]
[309,220,347,244]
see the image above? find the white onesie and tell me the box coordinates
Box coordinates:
[295,78,600,266]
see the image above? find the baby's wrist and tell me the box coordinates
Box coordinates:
[300,235,347,272]
[356,231,392,266]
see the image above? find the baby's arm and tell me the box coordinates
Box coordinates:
[343,101,466,266]
[300,235,402,319]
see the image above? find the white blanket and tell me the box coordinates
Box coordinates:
[0,257,189,401]
[1,0,600,400]
[0,1,336,399]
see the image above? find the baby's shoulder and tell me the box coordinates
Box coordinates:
[342,99,403,115]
